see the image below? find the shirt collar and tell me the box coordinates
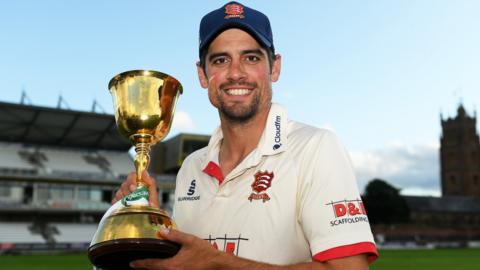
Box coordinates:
[259,103,288,155]
[201,103,288,169]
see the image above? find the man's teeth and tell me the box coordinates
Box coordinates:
[226,89,250,95]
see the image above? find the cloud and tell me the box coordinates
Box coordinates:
[350,142,441,196]
[171,111,196,132]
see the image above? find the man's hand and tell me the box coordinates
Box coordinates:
[129,229,370,270]
[111,171,159,207]
[130,229,223,270]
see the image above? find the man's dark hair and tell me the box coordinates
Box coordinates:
[199,44,276,76]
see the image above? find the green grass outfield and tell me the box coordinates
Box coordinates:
[0,253,91,270]
[0,248,479,269]
[371,248,480,270]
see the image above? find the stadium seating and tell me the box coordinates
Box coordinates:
[0,141,133,181]
[52,223,98,243]
[42,148,105,174]
[0,222,45,243]
[0,143,36,171]
[0,102,156,254]
[100,150,133,177]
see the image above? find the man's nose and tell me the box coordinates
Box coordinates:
[227,59,246,81]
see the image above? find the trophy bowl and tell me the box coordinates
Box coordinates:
[88,70,183,270]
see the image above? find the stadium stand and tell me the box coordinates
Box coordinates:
[0,101,139,253]
[51,223,98,243]
[42,148,104,174]
[0,101,201,254]
[0,222,45,243]
[99,149,133,177]
[0,142,36,174]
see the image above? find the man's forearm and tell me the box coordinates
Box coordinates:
[130,229,370,270]
[212,252,369,270]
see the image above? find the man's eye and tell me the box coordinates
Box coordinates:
[212,57,228,65]
[245,55,260,62]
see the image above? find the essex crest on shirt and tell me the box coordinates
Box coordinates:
[248,171,274,202]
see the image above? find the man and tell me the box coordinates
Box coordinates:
[113,2,378,269]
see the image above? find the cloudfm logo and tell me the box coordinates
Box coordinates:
[273,115,282,150]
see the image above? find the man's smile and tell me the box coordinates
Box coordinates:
[224,88,253,96]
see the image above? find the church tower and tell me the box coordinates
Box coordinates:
[440,104,480,197]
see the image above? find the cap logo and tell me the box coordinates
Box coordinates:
[224,3,245,19]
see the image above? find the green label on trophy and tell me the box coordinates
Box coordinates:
[122,186,149,206]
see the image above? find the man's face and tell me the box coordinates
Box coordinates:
[197,28,281,123]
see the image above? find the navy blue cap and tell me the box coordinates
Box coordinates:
[199,1,274,57]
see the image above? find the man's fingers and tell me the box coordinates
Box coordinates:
[141,170,155,186]
[111,171,160,207]
[158,228,194,246]
[142,171,160,207]
[111,189,123,204]
[111,183,128,203]
[111,172,138,204]
[130,258,166,269]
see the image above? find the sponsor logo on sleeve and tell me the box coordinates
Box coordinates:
[326,198,369,227]
[178,179,200,202]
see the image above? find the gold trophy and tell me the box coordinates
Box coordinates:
[88,70,182,270]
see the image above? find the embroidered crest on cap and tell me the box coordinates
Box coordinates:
[248,171,274,202]
[224,3,245,19]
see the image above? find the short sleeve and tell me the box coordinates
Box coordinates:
[298,130,378,263]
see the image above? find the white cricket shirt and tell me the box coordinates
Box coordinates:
[173,103,377,265]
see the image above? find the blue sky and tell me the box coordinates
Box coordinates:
[1,1,479,195]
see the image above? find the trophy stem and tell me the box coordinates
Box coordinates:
[134,141,151,188]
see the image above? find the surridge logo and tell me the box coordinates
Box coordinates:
[178,179,200,202]
[187,179,196,196]
[273,115,282,150]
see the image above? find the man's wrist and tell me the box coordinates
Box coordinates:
[210,250,276,270]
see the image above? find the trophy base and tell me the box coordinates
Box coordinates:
[88,238,180,270]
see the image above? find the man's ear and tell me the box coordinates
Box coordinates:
[196,62,209,89]
[271,54,281,82]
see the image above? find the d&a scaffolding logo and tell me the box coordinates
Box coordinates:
[326,198,369,227]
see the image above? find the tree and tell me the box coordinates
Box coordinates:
[362,178,410,225]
